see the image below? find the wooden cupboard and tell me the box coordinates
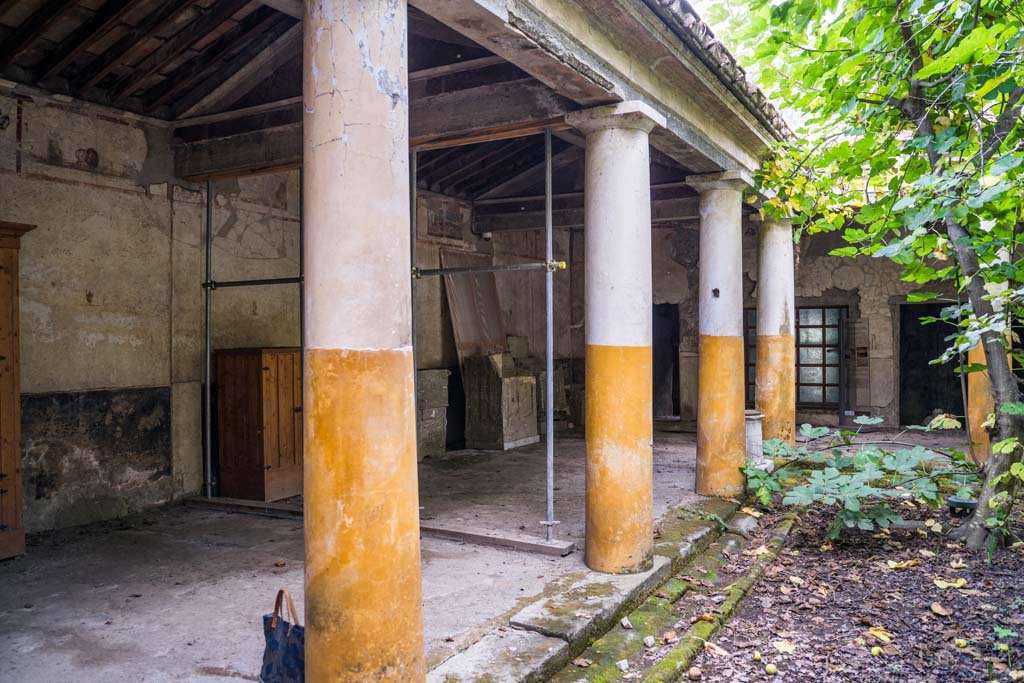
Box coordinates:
[215,348,303,501]
[0,222,33,560]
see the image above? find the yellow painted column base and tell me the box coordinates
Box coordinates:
[755,334,796,445]
[304,348,424,683]
[696,335,746,496]
[964,344,1014,465]
[585,344,654,574]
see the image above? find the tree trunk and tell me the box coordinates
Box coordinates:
[943,218,1023,549]
[894,18,1024,549]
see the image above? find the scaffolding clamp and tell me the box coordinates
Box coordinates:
[546,259,567,272]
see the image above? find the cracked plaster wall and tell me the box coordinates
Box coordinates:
[0,95,300,530]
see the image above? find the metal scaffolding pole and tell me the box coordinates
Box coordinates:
[411,150,419,458]
[413,261,553,278]
[543,129,556,542]
[411,133,564,545]
[203,179,213,498]
[200,176,305,500]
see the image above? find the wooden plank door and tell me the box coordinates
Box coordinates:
[262,349,302,501]
[0,243,23,558]
[216,350,265,500]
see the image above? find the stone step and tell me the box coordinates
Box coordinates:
[425,499,741,683]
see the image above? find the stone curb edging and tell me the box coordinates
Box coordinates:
[427,499,740,683]
[641,512,800,683]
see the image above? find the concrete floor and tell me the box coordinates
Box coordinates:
[0,433,699,682]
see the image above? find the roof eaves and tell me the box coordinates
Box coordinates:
[642,0,792,142]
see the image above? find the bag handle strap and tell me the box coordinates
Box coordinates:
[270,589,302,634]
[270,589,285,629]
[283,589,300,633]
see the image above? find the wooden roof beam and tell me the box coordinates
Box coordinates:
[176,78,579,179]
[73,0,203,93]
[256,0,301,19]
[428,140,525,193]
[175,21,301,118]
[109,0,252,104]
[475,144,582,200]
[34,0,138,82]
[0,0,78,70]
[145,10,286,111]
[473,197,700,232]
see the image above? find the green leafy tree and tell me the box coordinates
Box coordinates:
[705,0,1024,548]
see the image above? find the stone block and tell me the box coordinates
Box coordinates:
[417,369,450,409]
[426,628,568,683]
[510,555,671,646]
[417,414,447,461]
[464,356,539,450]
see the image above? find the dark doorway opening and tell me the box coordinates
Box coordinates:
[899,303,964,425]
[653,304,681,418]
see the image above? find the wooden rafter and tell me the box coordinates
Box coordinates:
[72,0,203,93]
[175,20,301,118]
[476,145,583,199]
[0,0,78,70]
[255,0,301,19]
[453,144,548,196]
[408,6,481,49]
[429,140,526,193]
[109,0,252,104]
[144,10,286,111]
[473,197,701,232]
[0,0,23,18]
[34,0,138,82]
[409,55,505,82]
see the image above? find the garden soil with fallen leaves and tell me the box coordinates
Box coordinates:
[689,504,1024,682]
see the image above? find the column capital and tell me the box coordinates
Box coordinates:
[565,101,666,135]
[685,170,754,193]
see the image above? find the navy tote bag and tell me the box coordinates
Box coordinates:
[261,589,305,683]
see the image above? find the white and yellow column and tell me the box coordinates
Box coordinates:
[567,102,666,574]
[755,218,796,445]
[688,171,752,497]
[303,2,423,681]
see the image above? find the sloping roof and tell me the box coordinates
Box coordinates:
[644,0,791,140]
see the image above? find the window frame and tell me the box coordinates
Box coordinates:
[742,305,847,409]
[795,306,846,408]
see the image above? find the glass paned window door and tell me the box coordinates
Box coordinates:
[797,306,846,406]
[743,308,757,406]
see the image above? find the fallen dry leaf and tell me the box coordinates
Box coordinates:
[572,657,592,668]
[772,639,797,654]
[741,506,763,519]
[704,640,730,657]
[867,626,895,643]
[930,602,953,617]
[887,558,920,570]
[950,558,967,569]
[933,577,968,590]
[919,549,936,558]
[789,576,805,586]
[1009,670,1024,682]
[746,545,770,557]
